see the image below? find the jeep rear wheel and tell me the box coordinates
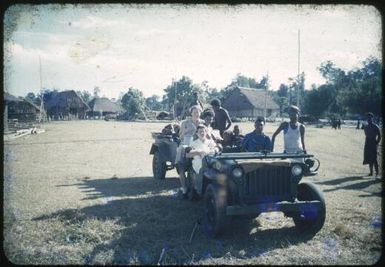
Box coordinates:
[152,151,166,179]
[203,184,229,237]
[293,182,326,235]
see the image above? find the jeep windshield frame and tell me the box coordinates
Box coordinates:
[214,152,314,160]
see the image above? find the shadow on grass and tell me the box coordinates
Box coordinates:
[35,176,317,264]
[57,176,180,200]
[314,176,363,185]
[314,176,381,195]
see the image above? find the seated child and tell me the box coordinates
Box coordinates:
[186,124,220,174]
[221,130,235,148]
[232,125,244,147]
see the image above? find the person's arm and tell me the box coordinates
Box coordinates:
[300,124,306,153]
[376,125,381,145]
[224,110,232,130]
[271,123,285,152]
[240,134,249,152]
[208,140,220,154]
[178,121,185,138]
[265,136,272,152]
[186,149,205,158]
[199,100,204,110]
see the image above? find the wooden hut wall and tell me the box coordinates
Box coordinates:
[46,91,89,120]
[7,101,38,121]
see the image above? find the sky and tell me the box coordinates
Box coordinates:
[3,4,382,99]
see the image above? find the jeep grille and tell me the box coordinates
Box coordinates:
[243,166,292,203]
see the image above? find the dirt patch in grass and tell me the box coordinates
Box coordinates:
[3,121,382,265]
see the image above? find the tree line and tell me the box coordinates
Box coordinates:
[24,56,381,120]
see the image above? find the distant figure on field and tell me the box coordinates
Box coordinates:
[356,120,360,130]
[331,119,337,130]
[241,117,271,152]
[337,119,341,129]
[210,99,232,137]
[271,105,306,153]
[363,112,381,177]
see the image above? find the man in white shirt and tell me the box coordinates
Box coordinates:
[271,105,306,154]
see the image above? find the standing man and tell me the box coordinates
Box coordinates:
[241,117,271,152]
[190,91,204,110]
[363,112,381,177]
[210,99,232,137]
[271,105,306,153]
[182,91,204,119]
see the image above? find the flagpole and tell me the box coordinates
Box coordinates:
[296,29,300,107]
[38,55,45,123]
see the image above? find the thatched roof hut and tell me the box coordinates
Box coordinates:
[3,92,42,132]
[88,97,124,114]
[87,97,125,119]
[222,86,279,119]
[4,92,23,103]
[4,92,41,120]
[44,90,90,120]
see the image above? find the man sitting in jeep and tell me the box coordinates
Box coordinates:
[241,117,272,152]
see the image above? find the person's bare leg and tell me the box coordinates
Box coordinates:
[177,166,187,194]
[374,161,379,176]
[179,173,187,193]
[369,164,373,176]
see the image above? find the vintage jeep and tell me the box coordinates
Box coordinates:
[149,132,179,179]
[186,151,324,237]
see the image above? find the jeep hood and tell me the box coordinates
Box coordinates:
[235,159,292,173]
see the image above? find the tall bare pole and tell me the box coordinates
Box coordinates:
[172,78,177,120]
[264,72,268,118]
[296,29,301,107]
[38,55,45,123]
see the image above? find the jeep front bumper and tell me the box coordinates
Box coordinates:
[226,200,323,216]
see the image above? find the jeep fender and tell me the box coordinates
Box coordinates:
[149,143,177,163]
[149,144,158,155]
[203,168,221,181]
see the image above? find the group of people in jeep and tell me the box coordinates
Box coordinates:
[167,96,306,198]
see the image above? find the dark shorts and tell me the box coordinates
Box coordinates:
[363,139,378,164]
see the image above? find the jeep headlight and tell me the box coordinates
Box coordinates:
[291,164,303,176]
[232,167,244,178]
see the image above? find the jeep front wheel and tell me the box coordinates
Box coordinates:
[203,184,229,237]
[293,182,326,235]
[152,151,166,179]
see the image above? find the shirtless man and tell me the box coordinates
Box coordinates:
[210,99,232,137]
[271,105,306,154]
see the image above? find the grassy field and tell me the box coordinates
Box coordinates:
[3,120,383,265]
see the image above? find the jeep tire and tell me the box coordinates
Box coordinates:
[152,151,166,179]
[203,184,229,237]
[293,182,326,235]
